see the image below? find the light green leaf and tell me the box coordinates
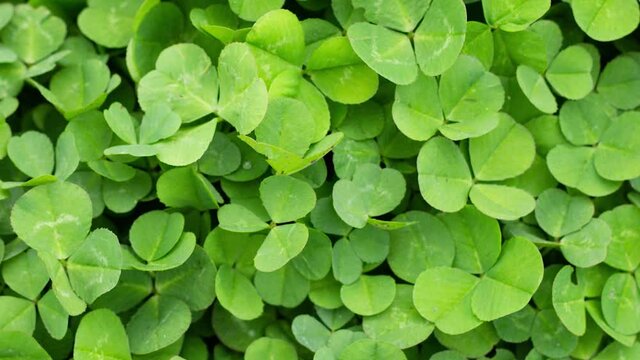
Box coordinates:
[307,36,378,104]
[332,138,380,179]
[0,331,51,360]
[558,93,615,146]
[126,296,191,355]
[417,137,472,212]
[39,251,87,316]
[333,164,406,228]
[1,249,48,300]
[217,203,270,233]
[156,246,217,311]
[259,175,316,223]
[191,4,242,45]
[439,55,504,122]
[439,112,500,141]
[238,135,309,175]
[340,275,396,316]
[87,160,136,183]
[138,43,217,123]
[439,205,501,274]
[255,97,315,157]
[0,3,14,31]
[470,113,536,181]
[246,9,305,69]
[601,205,640,271]
[586,300,635,346]
[0,63,24,101]
[414,0,467,76]
[1,4,66,64]
[67,110,113,162]
[597,54,640,110]
[491,29,548,76]
[347,22,417,85]
[362,284,433,349]
[547,145,621,197]
[516,65,557,114]
[525,114,567,155]
[291,229,333,281]
[530,20,563,64]
[90,270,152,314]
[316,307,354,331]
[493,305,536,343]
[351,0,429,32]
[332,238,363,285]
[292,315,331,352]
[138,102,181,144]
[0,296,36,334]
[215,264,264,320]
[349,225,389,264]
[78,0,143,48]
[10,181,92,259]
[413,267,481,335]
[126,2,183,82]
[153,119,217,167]
[217,48,268,135]
[36,290,68,340]
[482,0,550,32]
[103,170,152,213]
[571,0,639,41]
[245,337,297,360]
[156,167,220,210]
[471,237,543,321]
[535,188,594,238]
[329,1,366,31]
[469,184,536,221]
[198,133,241,176]
[552,265,586,336]
[67,228,122,304]
[546,45,594,100]
[461,21,494,70]
[254,264,309,307]
[129,210,184,262]
[593,342,640,360]
[8,131,54,178]
[229,0,284,21]
[75,309,132,360]
[595,111,640,181]
[338,339,406,360]
[560,218,612,268]
[54,131,79,181]
[601,273,640,335]
[531,309,578,358]
[254,223,309,272]
[124,232,196,272]
[388,211,454,282]
[392,73,443,141]
[24,49,71,78]
[32,59,119,119]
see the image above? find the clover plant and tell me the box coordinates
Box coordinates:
[1,0,640,359]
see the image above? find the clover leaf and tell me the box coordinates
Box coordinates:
[75,309,131,360]
[78,0,143,48]
[571,0,639,41]
[2,1,640,358]
[333,164,406,228]
[1,4,66,64]
[138,43,218,123]
[10,181,92,259]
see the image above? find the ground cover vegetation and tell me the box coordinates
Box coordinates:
[0,0,640,359]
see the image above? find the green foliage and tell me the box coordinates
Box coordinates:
[1,0,639,358]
